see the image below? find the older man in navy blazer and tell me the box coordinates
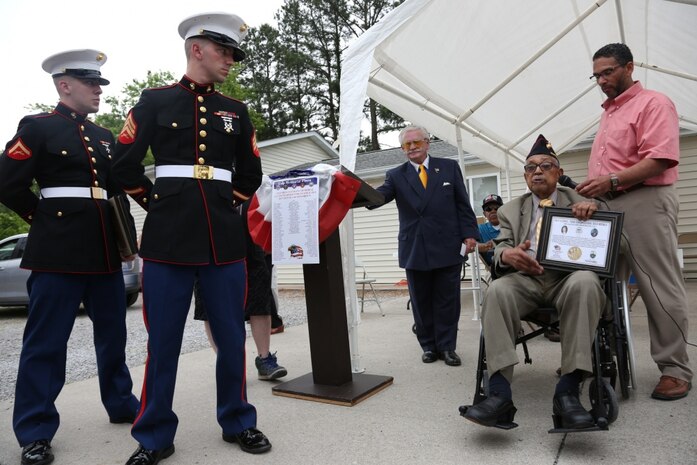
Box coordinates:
[371,126,479,366]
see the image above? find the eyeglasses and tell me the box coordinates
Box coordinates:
[589,64,623,81]
[523,161,558,173]
[483,205,499,212]
[401,138,429,150]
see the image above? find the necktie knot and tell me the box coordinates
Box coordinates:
[535,198,554,250]
[418,164,428,188]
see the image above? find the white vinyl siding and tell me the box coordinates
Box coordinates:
[259,138,330,175]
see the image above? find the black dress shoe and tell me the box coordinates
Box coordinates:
[21,440,53,465]
[439,350,462,366]
[553,392,594,429]
[110,414,136,424]
[463,395,516,427]
[223,427,272,454]
[422,350,438,363]
[125,444,175,465]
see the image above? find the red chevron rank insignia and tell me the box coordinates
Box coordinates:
[118,113,137,144]
[7,138,32,160]
[251,131,260,158]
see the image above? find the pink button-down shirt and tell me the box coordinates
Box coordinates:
[588,81,680,187]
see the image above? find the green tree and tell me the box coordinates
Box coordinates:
[239,24,293,140]
[0,206,30,238]
[240,0,404,149]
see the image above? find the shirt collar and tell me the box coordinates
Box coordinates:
[601,81,643,110]
[409,155,430,172]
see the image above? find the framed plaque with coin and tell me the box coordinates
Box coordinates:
[536,207,624,278]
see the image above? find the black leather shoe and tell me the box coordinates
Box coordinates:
[439,350,462,366]
[125,444,175,465]
[110,414,136,424]
[422,350,438,363]
[463,395,516,427]
[223,427,272,454]
[553,392,594,429]
[21,440,53,465]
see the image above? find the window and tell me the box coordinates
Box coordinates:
[0,239,19,261]
[467,174,500,216]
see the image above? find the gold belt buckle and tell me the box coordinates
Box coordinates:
[193,164,214,180]
[91,187,105,199]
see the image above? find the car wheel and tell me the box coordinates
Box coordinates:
[126,292,139,307]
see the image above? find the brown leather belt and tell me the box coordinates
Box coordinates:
[604,183,645,200]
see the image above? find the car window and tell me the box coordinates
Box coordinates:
[0,238,19,261]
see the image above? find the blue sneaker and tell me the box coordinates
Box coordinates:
[255,352,287,380]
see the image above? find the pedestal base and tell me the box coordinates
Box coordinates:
[272,372,394,406]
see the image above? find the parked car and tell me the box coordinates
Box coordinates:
[0,233,141,307]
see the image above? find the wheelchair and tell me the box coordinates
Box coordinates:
[458,272,636,433]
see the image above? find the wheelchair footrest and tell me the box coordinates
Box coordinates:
[548,414,609,434]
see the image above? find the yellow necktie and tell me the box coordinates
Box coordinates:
[535,198,554,247]
[419,164,428,188]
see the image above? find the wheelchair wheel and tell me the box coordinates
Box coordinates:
[589,377,619,425]
[614,335,631,399]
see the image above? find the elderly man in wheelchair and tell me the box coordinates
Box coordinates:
[462,135,607,431]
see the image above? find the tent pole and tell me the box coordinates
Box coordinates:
[635,62,697,82]
[504,151,512,203]
[341,212,365,374]
[455,126,481,318]
[454,0,608,124]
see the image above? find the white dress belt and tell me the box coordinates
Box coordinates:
[40,187,107,200]
[156,164,232,182]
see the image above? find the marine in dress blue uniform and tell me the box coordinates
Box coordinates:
[0,49,139,465]
[112,12,271,464]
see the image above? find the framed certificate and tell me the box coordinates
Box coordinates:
[536,207,624,278]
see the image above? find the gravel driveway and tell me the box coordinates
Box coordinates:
[0,291,309,402]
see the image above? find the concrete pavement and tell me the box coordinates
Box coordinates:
[1,283,695,465]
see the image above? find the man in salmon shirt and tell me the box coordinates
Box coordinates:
[577,43,692,401]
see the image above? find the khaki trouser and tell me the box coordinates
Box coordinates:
[604,185,692,381]
[482,269,605,383]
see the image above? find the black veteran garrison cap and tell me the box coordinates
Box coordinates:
[178,12,249,62]
[41,49,110,85]
[527,134,558,160]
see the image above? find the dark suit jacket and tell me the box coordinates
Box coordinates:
[492,186,588,277]
[374,156,479,271]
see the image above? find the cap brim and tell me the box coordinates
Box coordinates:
[56,70,110,85]
[208,40,246,61]
[199,31,246,61]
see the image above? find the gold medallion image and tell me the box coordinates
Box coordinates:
[567,246,582,261]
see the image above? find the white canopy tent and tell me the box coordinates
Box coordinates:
[337,0,697,373]
[339,0,697,191]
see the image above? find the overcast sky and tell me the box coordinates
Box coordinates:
[0,0,285,145]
